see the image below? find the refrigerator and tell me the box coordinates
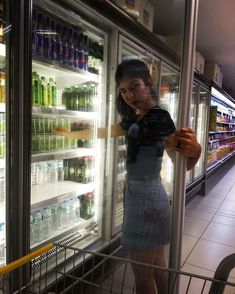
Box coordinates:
[0,0,6,267]
[30,0,109,252]
[111,35,181,234]
[207,86,235,171]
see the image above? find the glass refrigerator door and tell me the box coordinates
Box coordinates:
[185,84,197,185]
[159,64,180,196]
[0,1,7,266]
[30,0,106,249]
[194,87,209,178]
[113,37,160,233]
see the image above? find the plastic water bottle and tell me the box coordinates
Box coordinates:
[74,197,80,223]
[30,214,34,246]
[60,200,69,228]
[57,160,64,182]
[42,207,52,239]
[32,210,43,243]
[50,204,58,230]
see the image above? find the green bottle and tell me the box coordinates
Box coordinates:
[48,78,56,107]
[32,72,40,106]
[41,76,48,107]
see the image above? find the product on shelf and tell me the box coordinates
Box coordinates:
[63,157,94,184]
[80,192,95,220]
[32,8,103,74]
[61,83,97,111]
[0,71,5,103]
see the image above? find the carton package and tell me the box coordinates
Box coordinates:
[137,0,154,32]
[194,51,205,74]
[111,0,140,18]
[218,71,223,88]
[209,105,217,132]
[204,63,221,86]
[111,0,154,32]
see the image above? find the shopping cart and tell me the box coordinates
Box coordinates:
[0,242,235,294]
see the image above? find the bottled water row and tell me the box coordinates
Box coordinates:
[30,196,80,245]
[31,160,64,186]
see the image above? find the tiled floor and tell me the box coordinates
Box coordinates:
[86,163,235,293]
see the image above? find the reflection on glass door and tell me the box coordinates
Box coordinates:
[186,85,197,184]
[113,38,160,232]
[194,87,209,178]
[0,0,7,266]
[160,64,179,196]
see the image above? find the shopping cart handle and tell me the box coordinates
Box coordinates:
[209,253,235,294]
[0,243,54,277]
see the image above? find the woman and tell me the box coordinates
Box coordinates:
[114,59,201,294]
[56,59,201,294]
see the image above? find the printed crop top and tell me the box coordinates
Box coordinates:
[123,106,176,180]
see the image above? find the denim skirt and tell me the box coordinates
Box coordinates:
[121,178,171,251]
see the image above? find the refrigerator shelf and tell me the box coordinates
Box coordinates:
[31,181,95,210]
[31,148,96,163]
[32,107,98,120]
[32,57,100,90]
[209,130,235,134]
[0,104,5,113]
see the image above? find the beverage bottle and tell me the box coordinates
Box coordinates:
[90,83,96,112]
[74,158,80,183]
[78,33,84,70]
[57,160,64,182]
[55,202,63,229]
[74,197,81,221]
[30,214,34,246]
[62,26,69,65]
[42,207,52,239]
[36,12,44,56]
[70,86,76,110]
[67,27,74,67]
[37,74,42,106]
[50,18,57,60]
[32,210,43,243]
[0,71,5,103]
[69,159,75,181]
[60,200,69,228]
[44,15,52,60]
[32,9,37,54]
[83,35,89,71]
[50,204,57,230]
[62,87,70,108]
[48,78,57,107]
[41,76,48,107]
[32,72,40,106]
[63,160,69,181]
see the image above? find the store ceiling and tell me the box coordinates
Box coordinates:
[152,0,235,98]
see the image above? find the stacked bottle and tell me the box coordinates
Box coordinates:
[80,192,95,220]
[32,116,77,153]
[62,83,97,111]
[31,196,81,245]
[63,157,94,184]
[31,160,64,186]
[32,72,57,108]
[71,120,94,148]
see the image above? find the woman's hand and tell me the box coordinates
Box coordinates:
[164,127,202,170]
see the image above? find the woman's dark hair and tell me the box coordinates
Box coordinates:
[115,59,153,86]
[115,59,157,123]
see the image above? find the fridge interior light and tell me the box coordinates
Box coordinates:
[212,87,235,109]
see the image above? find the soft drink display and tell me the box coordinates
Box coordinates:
[63,157,94,184]
[61,83,97,111]
[33,9,103,73]
[71,120,94,148]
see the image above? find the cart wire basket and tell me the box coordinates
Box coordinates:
[0,242,235,293]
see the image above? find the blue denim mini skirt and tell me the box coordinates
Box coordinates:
[122,178,171,251]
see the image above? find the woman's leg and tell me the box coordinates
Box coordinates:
[130,246,168,294]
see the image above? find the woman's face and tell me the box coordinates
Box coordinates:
[119,78,151,110]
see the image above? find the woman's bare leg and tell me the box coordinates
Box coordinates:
[130,246,168,294]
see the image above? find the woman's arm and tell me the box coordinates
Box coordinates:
[164,127,202,171]
[55,123,126,139]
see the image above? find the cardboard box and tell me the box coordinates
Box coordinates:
[137,0,154,32]
[218,71,223,88]
[204,63,221,86]
[111,0,154,32]
[111,0,139,18]
[194,51,205,74]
